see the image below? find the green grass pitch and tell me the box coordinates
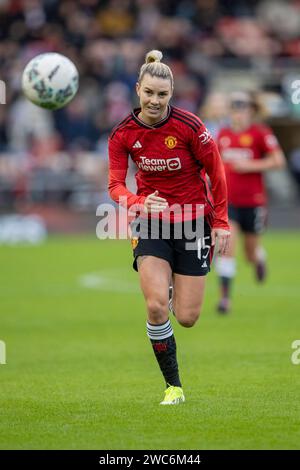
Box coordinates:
[0,232,300,449]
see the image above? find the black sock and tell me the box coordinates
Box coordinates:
[220,276,232,299]
[147,320,182,388]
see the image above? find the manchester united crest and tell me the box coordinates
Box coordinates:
[165,136,177,149]
[239,134,253,146]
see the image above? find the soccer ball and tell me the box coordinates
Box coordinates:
[22,53,79,110]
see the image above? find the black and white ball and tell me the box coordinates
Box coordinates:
[22,53,79,110]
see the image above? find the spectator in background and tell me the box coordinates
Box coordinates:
[1,0,300,156]
[54,95,99,151]
[8,96,56,156]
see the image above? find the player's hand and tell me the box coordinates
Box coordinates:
[144,190,168,213]
[211,228,230,255]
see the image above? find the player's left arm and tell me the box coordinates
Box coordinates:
[233,128,286,173]
[233,148,286,173]
[191,125,230,255]
[202,142,231,255]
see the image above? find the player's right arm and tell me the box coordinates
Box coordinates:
[108,131,146,209]
[108,131,168,213]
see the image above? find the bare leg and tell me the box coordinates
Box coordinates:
[137,255,171,325]
[172,274,206,327]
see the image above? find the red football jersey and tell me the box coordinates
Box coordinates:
[217,124,280,207]
[108,106,229,229]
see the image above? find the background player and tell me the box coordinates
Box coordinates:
[109,50,230,405]
[216,91,286,313]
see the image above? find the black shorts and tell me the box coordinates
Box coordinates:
[131,216,213,276]
[228,205,267,234]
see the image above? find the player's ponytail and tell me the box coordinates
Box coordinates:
[138,50,174,89]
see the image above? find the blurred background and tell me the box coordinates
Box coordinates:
[0,0,300,239]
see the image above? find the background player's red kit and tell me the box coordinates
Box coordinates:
[217,124,280,207]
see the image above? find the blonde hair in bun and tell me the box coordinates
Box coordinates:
[138,49,173,89]
[145,50,163,63]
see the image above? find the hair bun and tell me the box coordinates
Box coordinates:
[145,50,163,64]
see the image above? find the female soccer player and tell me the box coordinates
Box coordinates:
[216,91,286,313]
[108,50,230,405]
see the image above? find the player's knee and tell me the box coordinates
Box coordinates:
[176,308,200,328]
[178,317,198,328]
[146,298,168,323]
